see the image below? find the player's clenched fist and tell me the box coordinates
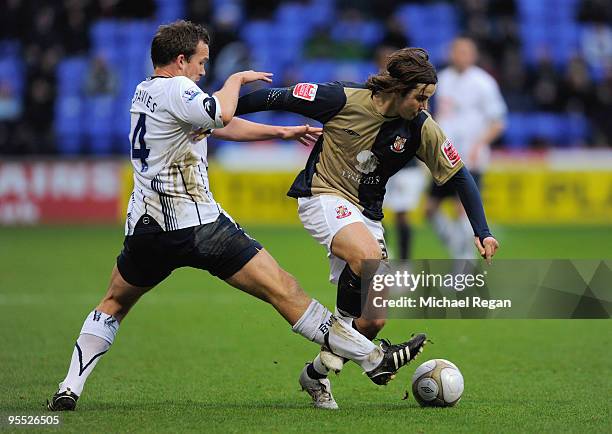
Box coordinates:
[474,236,499,264]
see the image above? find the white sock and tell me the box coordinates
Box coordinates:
[431,211,455,250]
[58,310,119,396]
[446,215,473,259]
[310,308,354,377]
[312,354,330,376]
[334,307,355,327]
[458,215,476,259]
[292,300,382,372]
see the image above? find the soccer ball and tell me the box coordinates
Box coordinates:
[411,359,464,407]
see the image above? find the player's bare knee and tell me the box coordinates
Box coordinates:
[347,244,383,276]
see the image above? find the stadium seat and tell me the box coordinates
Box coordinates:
[241,21,272,46]
[565,113,590,146]
[83,96,115,155]
[307,0,334,27]
[0,57,24,97]
[90,20,119,55]
[504,113,530,149]
[155,1,185,23]
[55,95,85,154]
[336,61,376,83]
[35,0,611,155]
[395,4,458,66]
[533,113,565,144]
[297,60,336,82]
[0,40,20,56]
[113,97,132,153]
[275,3,308,25]
[517,0,547,18]
[552,25,580,66]
[331,20,383,46]
[56,57,89,96]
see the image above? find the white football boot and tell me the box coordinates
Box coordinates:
[299,365,339,410]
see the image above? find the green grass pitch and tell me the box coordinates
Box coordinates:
[0,224,610,433]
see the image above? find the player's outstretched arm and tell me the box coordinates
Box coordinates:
[213,71,273,125]
[446,166,499,263]
[236,82,346,124]
[212,117,321,146]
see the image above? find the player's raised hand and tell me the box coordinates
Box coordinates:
[280,124,323,146]
[474,236,499,264]
[236,70,274,84]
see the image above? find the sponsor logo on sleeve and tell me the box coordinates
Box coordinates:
[442,139,461,167]
[391,135,407,153]
[182,87,202,103]
[335,204,352,219]
[292,83,318,101]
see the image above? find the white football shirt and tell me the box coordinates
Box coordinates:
[434,66,507,171]
[124,75,225,235]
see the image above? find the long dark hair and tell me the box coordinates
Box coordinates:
[366,47,437,96]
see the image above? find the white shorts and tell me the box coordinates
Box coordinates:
[384,166,427,212]
[297,194,385,284]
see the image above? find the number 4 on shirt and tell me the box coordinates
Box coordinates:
[131,113,150,172]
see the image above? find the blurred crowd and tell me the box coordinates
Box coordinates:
[0,0,155,154]
[0,0,611,155]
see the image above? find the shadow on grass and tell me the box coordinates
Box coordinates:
[66,400,432,413]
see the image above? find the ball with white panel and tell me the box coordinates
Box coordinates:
[411,359,464,407]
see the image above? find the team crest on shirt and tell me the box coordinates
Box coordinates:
[442,139,461,167]
[391,135,407,153]
[292,83,318,101]
[335,205,352,219]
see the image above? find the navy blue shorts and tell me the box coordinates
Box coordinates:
[430,171,481,199]
[117,214,263,287]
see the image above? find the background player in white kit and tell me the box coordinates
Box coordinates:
[384,160,427,260]
[427,37,507,259]
[47,20,428,411]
